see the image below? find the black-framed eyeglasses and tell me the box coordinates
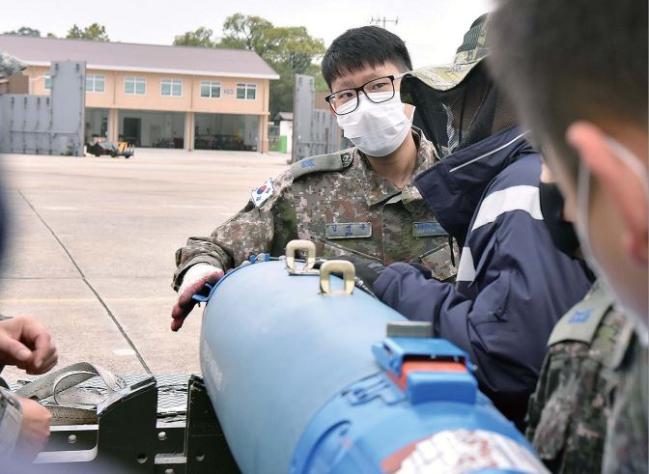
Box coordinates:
[325,73,406,116]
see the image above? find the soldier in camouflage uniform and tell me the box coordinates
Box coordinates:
[527,282,636,472]
[527,282,648,474]
[490,0,649,471]
[527,164,647,473]
[173,130,453,283]
[171,27,457,330]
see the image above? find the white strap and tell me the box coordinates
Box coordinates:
[16,362,125,400]
[15,362,126,425]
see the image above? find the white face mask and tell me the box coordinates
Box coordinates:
[336,90,412,158]
[576,136,649,345]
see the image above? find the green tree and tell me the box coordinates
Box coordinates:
[219,14,274,56]
[263,27,324,72]
[66,23,109,41]
[173,27,215,47]
[172,15,326,115]
[266,59,328,116]
[219,15,325,116]
[3,26,41,37]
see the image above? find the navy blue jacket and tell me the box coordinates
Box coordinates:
[374,127,591,425]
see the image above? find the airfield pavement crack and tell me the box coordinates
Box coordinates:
[17,190,152,374]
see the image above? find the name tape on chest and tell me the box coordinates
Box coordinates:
[412,221,448,238]
[251,179,274,208]
[325,222,372,240]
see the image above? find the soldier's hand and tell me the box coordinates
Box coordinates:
[408,262,434,279]
[0,316,58,374]
[335,255,386,290]
[16,397,51,459]
[171,268,224,332]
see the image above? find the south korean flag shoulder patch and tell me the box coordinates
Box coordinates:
[251,178,274,208]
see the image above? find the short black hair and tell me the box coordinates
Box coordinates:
[321,26,412,89]
[488,0,648,182]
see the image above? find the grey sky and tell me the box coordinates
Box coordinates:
[2,0,493,68]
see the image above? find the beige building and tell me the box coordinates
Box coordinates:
[0,35,279,152]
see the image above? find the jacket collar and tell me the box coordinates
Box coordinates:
[414,126,533,244]
[357,127,438,207]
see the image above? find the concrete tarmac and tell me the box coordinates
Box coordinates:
[0,148,288,382]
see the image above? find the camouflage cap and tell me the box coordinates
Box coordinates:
[410,14,489,91]
[0,52,25,79]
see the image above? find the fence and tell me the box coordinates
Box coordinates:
[291,74,341,163]
[0,61,85,156]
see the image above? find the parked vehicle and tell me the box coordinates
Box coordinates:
[86,137,134,158]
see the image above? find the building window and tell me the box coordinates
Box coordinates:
[124,77,146,95]
[200,81,221,98]
[161,79,182,97]
[44,75,51,90]
[236,83,256,100]
[86,74,105,93]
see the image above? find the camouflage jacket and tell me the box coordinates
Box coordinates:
[602,335,648,474]
[526,282,635,473]
[0,314,22,457]
[173,129,457,290]
[0,388,22,457]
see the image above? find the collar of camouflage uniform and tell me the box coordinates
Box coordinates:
[358,127,432,207]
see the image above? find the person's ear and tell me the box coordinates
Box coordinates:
[567,121,648,265]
